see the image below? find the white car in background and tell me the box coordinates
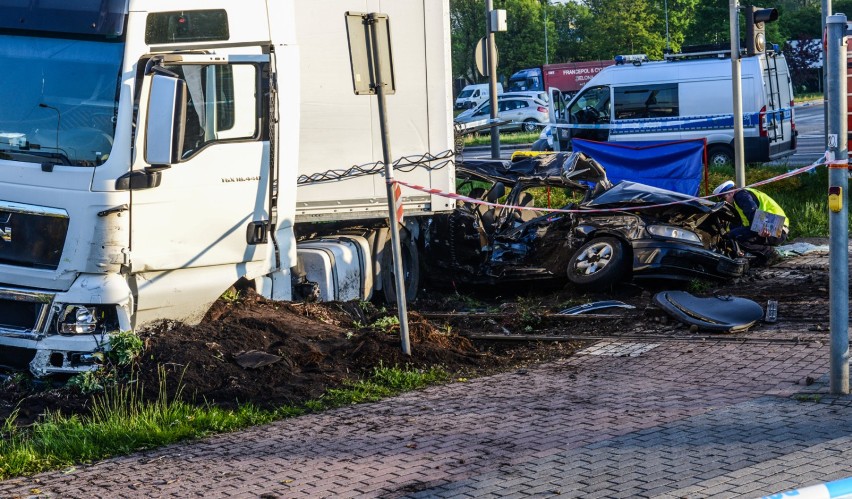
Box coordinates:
[454,96,549,133]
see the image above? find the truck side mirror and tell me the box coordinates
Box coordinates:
[144,74,187,168]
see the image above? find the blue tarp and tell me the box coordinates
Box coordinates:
[571,138,706,196]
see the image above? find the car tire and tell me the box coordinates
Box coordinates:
[567,236,628,289]
[708,145,734,166]
[530,138,552,151]
[381,231,420,304]
[522,119,539,133]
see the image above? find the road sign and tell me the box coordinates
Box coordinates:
[474,37,497,77]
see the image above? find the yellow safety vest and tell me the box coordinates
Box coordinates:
[734,188,788,229]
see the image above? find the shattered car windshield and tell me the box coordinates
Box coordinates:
[0,34,123,167]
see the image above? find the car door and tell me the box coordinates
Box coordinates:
[129,53,272,319]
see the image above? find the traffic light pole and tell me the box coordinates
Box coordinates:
[486,0,501,160]
[826,13,848,395]
[729,0,747,187]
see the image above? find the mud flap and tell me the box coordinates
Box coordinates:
[653,291,764,333]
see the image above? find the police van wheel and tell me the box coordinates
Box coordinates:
[708,145,734,166]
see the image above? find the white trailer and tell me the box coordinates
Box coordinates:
[0,0,454,375]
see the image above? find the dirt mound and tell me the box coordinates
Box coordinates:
[134,292,487,409]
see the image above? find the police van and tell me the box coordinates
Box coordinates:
[534,50,797,165]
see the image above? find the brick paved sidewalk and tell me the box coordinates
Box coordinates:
[2,337,851,499]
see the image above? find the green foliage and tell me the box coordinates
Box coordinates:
[516,296,543,332]
[220,288,241,304]
[584,0,664,59]
[450,0,823,83]
[451,0,487,82]
[688,279,712,294]
[0,365,448,479]
[66,371,104,395]
[371,315,401,330]
[464,131,540,146]
[108,331,143,367]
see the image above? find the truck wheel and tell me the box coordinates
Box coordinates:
[567,237,628,289]
[708,145,734,166]
[522,119,539,132]
[381,231,420,303]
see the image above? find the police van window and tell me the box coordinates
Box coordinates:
[164,63,259,158]
[614,84,678,120]
[569,86,610,124]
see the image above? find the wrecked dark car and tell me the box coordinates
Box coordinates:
[423,152,747,289]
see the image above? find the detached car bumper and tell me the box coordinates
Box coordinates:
[631,239,747,280]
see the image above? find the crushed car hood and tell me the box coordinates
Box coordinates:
[583,181,725,214]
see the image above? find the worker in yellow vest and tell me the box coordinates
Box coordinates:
[713,180,788,266]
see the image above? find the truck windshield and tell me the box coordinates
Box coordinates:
[0,34,123,167]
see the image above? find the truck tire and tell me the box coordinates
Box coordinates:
[567,236,628,289]
[708,145,734,166]
[381,231,420,303]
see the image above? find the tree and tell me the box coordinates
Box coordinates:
[682,0,730,46]
[783,36,821,92]
[451,0,486,83]
[494,0,548,75]
[651,0,699,52]
[548,1,595,62]
[581,0,666,59]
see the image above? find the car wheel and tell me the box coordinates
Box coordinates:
[522,119,539,133]
[567,236,628,289]
[708,145,734,166]
[381,231,420,303]
[530,138,552,152]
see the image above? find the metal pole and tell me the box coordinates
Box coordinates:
[369,14,411,355]
[826,13,848,394]
[822,0,833,149]
[486,0,501,159]
[729,0,746,187]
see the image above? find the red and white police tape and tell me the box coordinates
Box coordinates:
[388,151,832,216]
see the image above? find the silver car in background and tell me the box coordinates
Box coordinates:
[454,96,549,133]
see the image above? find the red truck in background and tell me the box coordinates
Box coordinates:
[508,60,615,98]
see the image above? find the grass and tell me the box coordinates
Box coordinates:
[705,162,844,239]
[463,130,540,147]
[0,364,449,480]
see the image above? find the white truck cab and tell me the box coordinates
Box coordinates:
[0,0,454,376]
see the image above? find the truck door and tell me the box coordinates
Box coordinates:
[128,53,272,319]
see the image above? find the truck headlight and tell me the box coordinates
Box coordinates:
[647,225,702,245]
[57,305,99,335]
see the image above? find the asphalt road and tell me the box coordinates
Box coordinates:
[782,100,826,166]
[461,100,830,167]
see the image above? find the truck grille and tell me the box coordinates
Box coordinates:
[0,288,52,336]
[0,201,69,270]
